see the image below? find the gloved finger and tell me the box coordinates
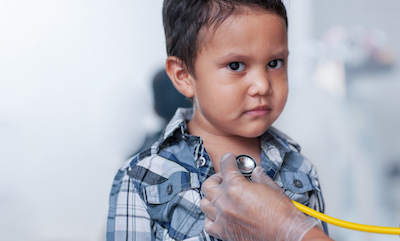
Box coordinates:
[251,166,277,185]
[250,166,268,183]
[251,166,286,194]
[203,216,225,241]
[203,215,214,230]
[200,197,218,222]
[201,172,223,200]
[219,152,247,182]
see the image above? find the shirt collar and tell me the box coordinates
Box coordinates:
[259,126,299,178]
[155,108,193,151]
[155,107,297,176]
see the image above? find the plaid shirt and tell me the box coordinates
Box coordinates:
[107,108,327,240]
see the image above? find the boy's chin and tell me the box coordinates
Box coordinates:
[238,127,269,139]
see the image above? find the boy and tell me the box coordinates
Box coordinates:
[107,0,327,240]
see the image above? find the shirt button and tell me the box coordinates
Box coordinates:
[197,156,207,167]
[293,179,303,188]
[166,184,173,195]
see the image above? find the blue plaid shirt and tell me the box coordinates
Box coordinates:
[107,108,327,240]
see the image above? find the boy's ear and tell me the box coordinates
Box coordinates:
[165,56,194,98]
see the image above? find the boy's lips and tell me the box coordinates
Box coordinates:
[244,105,271,117]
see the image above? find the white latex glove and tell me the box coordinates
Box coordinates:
[200,153,319,241]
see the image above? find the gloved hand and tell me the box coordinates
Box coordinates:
[200,153,318,241]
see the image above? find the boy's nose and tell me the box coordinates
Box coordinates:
[248,71,272,96]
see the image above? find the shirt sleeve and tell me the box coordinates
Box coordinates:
[107,168,154,241]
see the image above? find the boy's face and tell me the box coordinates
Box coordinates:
[188,10,288,138]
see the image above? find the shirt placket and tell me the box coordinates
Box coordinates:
[193,140,215,184]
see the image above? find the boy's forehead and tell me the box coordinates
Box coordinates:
[198,9,287,52]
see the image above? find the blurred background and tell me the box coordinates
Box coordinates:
[0,0,399,240]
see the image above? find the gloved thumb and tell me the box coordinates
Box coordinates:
[251,166,283,192]
[219,153,243,176]
[251,166,270,183]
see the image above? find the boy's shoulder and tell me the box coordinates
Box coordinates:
[121,133,200,185]
[263,127,316,174]
[264,126,301,153]
[124,145,191,176]
[118,145,202,206]
[116,108,197,185]
[263,128,323,203]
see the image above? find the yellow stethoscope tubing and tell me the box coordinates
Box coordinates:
[293,200,400,235]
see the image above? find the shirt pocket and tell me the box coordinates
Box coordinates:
[280,171,317,205]
[142,171,204,240]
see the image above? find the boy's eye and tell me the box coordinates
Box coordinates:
[227,62,245,71]
[268,59,284,69]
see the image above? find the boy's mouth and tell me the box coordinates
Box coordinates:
[245,105,271,117]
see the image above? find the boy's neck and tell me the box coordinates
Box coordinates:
[187,121,261,172]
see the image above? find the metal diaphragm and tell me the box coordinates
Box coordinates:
[236,154,257,179]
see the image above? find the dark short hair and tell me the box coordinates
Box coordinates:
[162,0,288,76]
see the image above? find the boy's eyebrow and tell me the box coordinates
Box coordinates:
[220,53,250,61]
[270,49,289,59]
[220,49,289,61]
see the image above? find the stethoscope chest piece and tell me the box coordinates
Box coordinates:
[236,154,257,179]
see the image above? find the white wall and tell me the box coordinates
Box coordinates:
[0,1,165,240]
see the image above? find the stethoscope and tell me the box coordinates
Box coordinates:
[235,154,400,235]
[236,154,257,180]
